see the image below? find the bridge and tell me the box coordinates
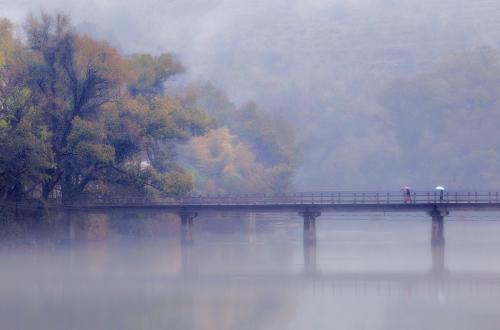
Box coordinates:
[44,190,500,232]
[51,190,500,211]
[49,190,500,243]
[34,190,499,274]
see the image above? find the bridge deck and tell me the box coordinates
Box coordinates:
[41,191,500,212]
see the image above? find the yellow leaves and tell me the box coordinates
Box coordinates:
[160,170,193,197]
[179,127,275,194]
[0,18,27,78]
[143,96,183,139]
[0,19,15,62]
[179,124,296,194]
[0,119,7,131]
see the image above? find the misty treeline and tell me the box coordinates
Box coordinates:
[295,45,500,190]
[0,12,298,203]
[378,46,500,188]
[349,46,500,189]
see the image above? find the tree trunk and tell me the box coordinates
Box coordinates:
[42,182,52,200]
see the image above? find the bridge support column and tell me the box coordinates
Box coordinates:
[179,209,198,274]
[429,208,448,274]
[300,209,321,273]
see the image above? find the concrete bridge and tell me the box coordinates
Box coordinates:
[40,190,500,274]
[53,190,500,211]
[53,191,500,239]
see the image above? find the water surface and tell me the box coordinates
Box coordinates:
[1,212,499,330]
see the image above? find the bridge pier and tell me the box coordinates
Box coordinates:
[429,208,448,274]
[300,208,321,273]
[430,208,446,245]
[179,209,198,274]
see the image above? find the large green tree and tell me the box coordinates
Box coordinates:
[1,12,300,203]
[0,13,213,202]
[0,18,54,201]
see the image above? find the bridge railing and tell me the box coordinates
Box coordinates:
[177,191,500,205]
[46,191,500,207]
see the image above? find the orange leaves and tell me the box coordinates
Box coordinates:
[73,36,134,90]
[179,128,274,194]
[0,19,13,67]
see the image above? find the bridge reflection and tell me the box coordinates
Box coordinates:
[60,208,499,294]
[178,212,449,276]
[181,206,450,276]
[176,210,498,295]
[176,234,500,296]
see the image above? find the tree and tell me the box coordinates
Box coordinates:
[128,53,184,97]
[0,11,301,202]
[176,83,299,194]
[23,12,135,200]
[0,12,215,202]
[178,127,280,194]
[0,18,54,201]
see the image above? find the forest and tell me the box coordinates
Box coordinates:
[0,12,298,204]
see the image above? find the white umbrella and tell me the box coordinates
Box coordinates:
[435,186,445,190]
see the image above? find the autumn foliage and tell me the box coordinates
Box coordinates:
[0,12,298,203]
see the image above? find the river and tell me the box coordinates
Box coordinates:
[1,211,499,329]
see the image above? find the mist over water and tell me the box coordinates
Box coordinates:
[1,212,500,330]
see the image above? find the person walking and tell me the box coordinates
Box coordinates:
[436,186,445,202]
[402,186,412,203]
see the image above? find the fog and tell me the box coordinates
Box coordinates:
[2,212,500,330]
[3,0,500,190]
[2,3,500,328]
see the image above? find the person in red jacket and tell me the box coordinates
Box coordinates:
[402,186,412,203]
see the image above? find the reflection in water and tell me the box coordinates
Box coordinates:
[1,212,500,330]
[303,239,317,274]
[431,209,446,275]
[301,209,321,274]
[432,233,446,275]
[180,210,197,275]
